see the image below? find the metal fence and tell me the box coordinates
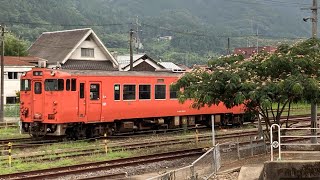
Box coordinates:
[4,104,19,118]
[147,145,221,180]
[270,124,320,161]
[219,136,267,161]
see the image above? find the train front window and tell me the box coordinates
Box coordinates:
[20,79,31,91]
[45,79,64,91]
[66,79,70,91]
[34,82,42,94]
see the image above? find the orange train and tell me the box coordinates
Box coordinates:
[20,68,246,138]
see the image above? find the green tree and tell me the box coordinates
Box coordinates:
[4,33,29,56]
[174,38,320,136]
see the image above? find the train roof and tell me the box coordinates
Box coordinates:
[58,69,183,77]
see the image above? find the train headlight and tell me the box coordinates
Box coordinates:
[22,72,26,77]
[50,71,55,76]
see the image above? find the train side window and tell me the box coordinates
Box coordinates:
[80,83,85,98]
[90,84,100,100]
[71,79,76,91]
[34,82,42,94]
[155,85,166,99]
[139,85,151,100]
[170,85,178,99]
[123,85,136,100]
[114,84,120,100]
[66,79,70,91]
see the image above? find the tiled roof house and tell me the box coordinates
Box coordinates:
[0,56,36,104]
[117,54,185,72]
[28,28,118,70]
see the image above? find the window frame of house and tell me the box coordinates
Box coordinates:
[6,96,18,104]
[8,72,18,80]
[81,48,94,57]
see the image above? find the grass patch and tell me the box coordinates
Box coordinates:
[0,150,132,175]
[271,102,320,116]
[0,134,207,175]
[0,127,27,139]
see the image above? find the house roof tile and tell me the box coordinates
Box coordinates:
[61,59,117,71]
[3,56,36,66]
[28,28,91,64]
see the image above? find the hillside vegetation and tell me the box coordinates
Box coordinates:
[0,0,311,65]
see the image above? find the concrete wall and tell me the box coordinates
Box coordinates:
[0,66,33,104]
[261,161,320,180]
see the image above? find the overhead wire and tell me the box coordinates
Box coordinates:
[0,0,311,43]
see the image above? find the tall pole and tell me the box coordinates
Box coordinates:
[211,115,215,146]
[0,25,4,122]
[136,17,139,54]
[311,0,318,143]
[256,28,259,54]
[129,29,134,71]
[227,37,230,55]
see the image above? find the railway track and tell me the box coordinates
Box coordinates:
[0,148,205,180]
[0,122,18,129]
[0,120,316,179]
[0,126,258,149]
[0,130,257,163]
[0,114,313,140]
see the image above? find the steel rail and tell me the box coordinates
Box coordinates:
[0,148,204,180]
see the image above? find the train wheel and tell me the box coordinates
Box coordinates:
[85,126,94,139]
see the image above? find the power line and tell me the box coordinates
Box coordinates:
[141,22,308,39]
[0,21,131,27]
[221,0,308,7]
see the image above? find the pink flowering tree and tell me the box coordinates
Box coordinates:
[175,38,320,135]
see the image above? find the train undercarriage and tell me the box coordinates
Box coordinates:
[21,114,247,139]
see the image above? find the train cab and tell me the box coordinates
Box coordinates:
[20,68,75,137]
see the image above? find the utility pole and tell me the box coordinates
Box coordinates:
[129,29,134,71]
[311,0,318,144]
[227,37,230,55]
[303,0,319,143]
[0,25,5,122]
[256,28,259,54]
[135,17,140,54]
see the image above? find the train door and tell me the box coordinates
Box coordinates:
[78,82,86,119]
[87,82,102,122]
[32,81,43,120]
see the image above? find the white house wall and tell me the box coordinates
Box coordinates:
[69,40,108,61]
[0,66,33,104]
